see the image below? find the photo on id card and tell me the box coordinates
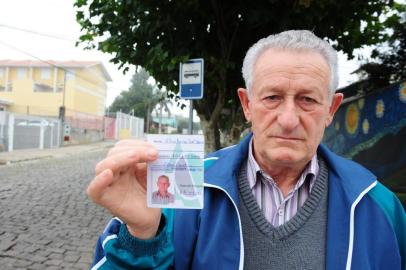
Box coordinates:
[147,134,204,209]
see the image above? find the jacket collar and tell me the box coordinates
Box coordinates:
[318,144,376,202]
[204,133,252,201]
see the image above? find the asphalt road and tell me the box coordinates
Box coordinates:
[0,149,111,269]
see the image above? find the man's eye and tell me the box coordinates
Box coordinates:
[301,96,316,103]
[263,95,281,101]
[260,95,281,109]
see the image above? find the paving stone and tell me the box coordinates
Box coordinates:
[44,259,62,266]
[27,255,48,263]
[0,150,110,268]
[12,259,33,268]
[48,253,64,260]
[44,266,60,270]
[64,254,80,263]
[73,261,91,269]
[28,263,47,270]
[60,262,76,268]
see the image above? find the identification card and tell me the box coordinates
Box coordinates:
[147,134,204,209]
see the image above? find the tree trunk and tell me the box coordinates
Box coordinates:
[159,105,162,134]
[146,103,151,133]
[199,117,220,154]
[221,123,246,147]
[220,105,247,147]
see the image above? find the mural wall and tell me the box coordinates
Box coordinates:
[323,82,406,186]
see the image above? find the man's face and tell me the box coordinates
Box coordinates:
[157,177,170,194]
[238,48,343,173]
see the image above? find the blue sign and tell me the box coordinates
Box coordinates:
[179,58,204,99]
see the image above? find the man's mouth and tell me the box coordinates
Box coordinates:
[272,136,303,141]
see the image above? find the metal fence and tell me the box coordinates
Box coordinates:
[0,110,145,152]
[0,111,8,151]
[115,111,144,139]
[0,111,60,151]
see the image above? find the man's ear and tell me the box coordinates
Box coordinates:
[237,88,252,122]
[325,93,343,127]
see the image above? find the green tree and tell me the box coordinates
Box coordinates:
[340,2,405,97]
[155,93,173,134]
[75,0,395,152]
[109,67,162,132]
[359,3,405,87]
[176,115,201,134]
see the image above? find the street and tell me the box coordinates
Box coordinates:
[0,149,111,269]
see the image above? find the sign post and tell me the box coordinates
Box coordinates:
[179,58,204,134]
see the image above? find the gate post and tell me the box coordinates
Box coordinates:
[8,113,14,152]
[39,120,45,149]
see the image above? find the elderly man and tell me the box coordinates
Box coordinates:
[88,30,405,270]
[152,175,175,204]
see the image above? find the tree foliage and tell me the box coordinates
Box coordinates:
[75,0,396,151]
[109,67,159,120]
[366,3,405,84]
[344,2,405,95]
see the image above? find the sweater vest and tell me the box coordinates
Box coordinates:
[237,157,329,270]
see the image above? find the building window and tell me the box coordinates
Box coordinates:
[41,68,51,80]
[0,68,4,78]
[34,82,53,92]
[6,82,12,92]
[17,68,27,79]
[0,85,5,92]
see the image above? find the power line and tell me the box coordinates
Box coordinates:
[0,23,75,42]
[0,38,126,93]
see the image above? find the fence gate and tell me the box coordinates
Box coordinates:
[104,117,116,140]
[6,113,60,151]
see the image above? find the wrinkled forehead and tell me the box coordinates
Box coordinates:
[254,47,330,73]
[252,48,331,91]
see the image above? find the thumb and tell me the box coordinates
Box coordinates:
[87,169,114,203]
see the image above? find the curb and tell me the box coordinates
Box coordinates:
[0,141,115,166]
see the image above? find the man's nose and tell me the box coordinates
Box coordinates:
[277,99,299,131]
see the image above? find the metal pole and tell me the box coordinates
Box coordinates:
[62,69,67,109]
[59,68,66,146]
[188,100,193,134]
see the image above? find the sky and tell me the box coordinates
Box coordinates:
[0,0,363,116]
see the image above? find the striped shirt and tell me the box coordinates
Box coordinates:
[246,138,319,227]
[152,191,175,204]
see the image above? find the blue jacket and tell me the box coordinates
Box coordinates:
[91,134,406,270]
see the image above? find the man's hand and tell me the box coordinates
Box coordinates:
[87,140,162,239]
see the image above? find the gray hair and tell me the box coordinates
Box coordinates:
[242,30,338,100]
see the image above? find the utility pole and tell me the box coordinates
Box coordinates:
[59,68,66,146]
[179,58,204,135]
[188,100,193,134]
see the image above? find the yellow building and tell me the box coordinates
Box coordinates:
[0,60,112,117]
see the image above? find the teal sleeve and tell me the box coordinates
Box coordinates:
[94,209,174,270]
[369,182,406,269]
